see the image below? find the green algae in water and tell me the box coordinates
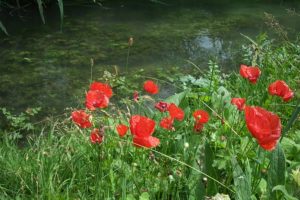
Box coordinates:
[0,1,300,116]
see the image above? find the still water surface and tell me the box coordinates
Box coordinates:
[0,1,300,115]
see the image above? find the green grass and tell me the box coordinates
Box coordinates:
[0,34,300,199]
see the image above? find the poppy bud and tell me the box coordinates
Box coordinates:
[128,37,133,46]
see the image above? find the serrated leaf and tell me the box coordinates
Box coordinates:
[231,157,252,200]
[267,144,286,199]
[139,192,150,200]
[272,185,298,200]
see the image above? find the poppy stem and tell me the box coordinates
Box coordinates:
[280,99,300,141]
[125,46,131,73]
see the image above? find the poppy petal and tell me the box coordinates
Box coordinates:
[245,106,281,151]
[116,124,129,137]
[193,110,210,123]
[71,110,92,128]
[85,90,109,110]
[231,98,246,111]
[133,136,160,148]
[90,81,113,98]
[168,103,184,121]
[143,80,159,95]
[90,128,104,144]
[129,115,156,137]
[268,80,294,102]
[155,101,170,112]
[239,64,261,84]
[160,117,174,130]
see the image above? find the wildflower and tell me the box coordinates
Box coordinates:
[168,103,184,121]
[268,80,294,102]
[193,110,210,123]
[90,128,104,144]
[133,90,139,102]
[130,115,160,148]
[85,90,109,110]
[155,101,170,112]
[89,81,113,98]
[240,64,261,84]
[116,124,129,137]
[245,106,281,151]
[231,98,246,111]
[143,80,159,95]
[71,110,92,128]
[160,117,174,130]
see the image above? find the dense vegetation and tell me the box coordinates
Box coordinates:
[1,0,300,199]
[0,32,299,199]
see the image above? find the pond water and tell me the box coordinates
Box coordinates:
[1,0,300,116]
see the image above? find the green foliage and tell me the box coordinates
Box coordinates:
[0,107,41,140]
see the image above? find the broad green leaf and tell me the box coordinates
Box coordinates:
[126,194,136,200]
[291,168,300,186]
[272,185,298,200]
[37,0,45,24]
[231,157,252,200]
[0,20,8,35]
[164,89,190,106]
[204,142,218,195]
[267,144,286,199]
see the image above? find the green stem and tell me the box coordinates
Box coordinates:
[280,99,300,141]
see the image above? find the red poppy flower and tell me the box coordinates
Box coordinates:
[90,128,104,144]
[143,80,159,95]
[116,124,129,137]
[193,121,204,133]
[133,136,160,148]
[160,117,174,130]
[231,98,246,111]
[90,81,113,98]
[168,103,184,121]
[193,110,210,123]
[155,101,170,112]
[240,64,261,84]
[85,90,109,110]
[268,80,294,102]
[133,91,139,102]
[71,110,92,128]
[245,106,281,151]
[129,115,156,137]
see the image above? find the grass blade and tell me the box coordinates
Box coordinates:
[0,20,8,35]
[37,0,45,24]
[57,0,64,30]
